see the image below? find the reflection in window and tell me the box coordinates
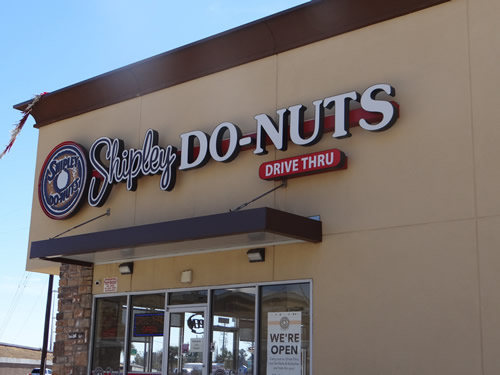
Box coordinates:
[168,290,208,305]
[168,311,205,375]
[259,283,311,375]
[91,296,128,374]
[91,282,310,374]
[128,294,165,374]
[211,287,256,375]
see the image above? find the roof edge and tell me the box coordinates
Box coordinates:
[14,0,449,128]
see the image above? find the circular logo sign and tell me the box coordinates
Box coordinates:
[38,142,89,220]
[280,316,290,330]
[187,313,204,334]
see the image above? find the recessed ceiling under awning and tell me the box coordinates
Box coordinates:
[31,207,322,266]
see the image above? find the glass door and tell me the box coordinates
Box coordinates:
[166,307,207,375]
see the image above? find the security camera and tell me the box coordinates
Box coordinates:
[95,280,101,286]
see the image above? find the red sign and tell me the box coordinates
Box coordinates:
[259,149,347,180]
[134,313,164,337]
[103,277,118,293]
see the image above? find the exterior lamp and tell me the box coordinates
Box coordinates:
[247,248,265,263]
[118,262,134,275]
[181,270,193,283]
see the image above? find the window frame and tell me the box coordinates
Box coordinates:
[88,280,312,375]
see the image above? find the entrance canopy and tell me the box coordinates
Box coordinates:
[30,207,322,266]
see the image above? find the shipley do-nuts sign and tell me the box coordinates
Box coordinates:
[38,83,399,220]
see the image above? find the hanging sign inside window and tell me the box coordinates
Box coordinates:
[267,312,302,375]
[134,313,165,337]
[190,337,204,352]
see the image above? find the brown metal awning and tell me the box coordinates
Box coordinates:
[30,207,321,266]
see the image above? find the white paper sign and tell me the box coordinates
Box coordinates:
[190,337,203,352]
[267,312,301,375]
[103,277,118,293]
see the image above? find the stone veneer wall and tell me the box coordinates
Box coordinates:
[53,264,93,375]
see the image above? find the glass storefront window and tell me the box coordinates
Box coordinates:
[167,310,206,375]
[211,287,256,375]
[91,296,128,375]
[259,283,311,375]
[128,293,165,374]
[92,282,310,375]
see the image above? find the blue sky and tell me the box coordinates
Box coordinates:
[0,0,308,349]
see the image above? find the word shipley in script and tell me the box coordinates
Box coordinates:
[89,129,177,207]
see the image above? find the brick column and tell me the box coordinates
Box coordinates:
[53,264,93,375]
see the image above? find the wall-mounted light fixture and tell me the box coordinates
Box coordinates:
[247,248,265,263]
[181,270,192,283]
[118,262,134,275]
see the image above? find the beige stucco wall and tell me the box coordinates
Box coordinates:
[27,0,500,373]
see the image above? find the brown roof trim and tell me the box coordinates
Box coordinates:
[41,257,94,268]
[14,0,449,128]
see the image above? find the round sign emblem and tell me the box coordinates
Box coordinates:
[38,142,89,220]
[187,313,204,334]
[280,316,290,330]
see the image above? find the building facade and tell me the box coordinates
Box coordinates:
[0,342,52,375]
[18,0,500,374]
